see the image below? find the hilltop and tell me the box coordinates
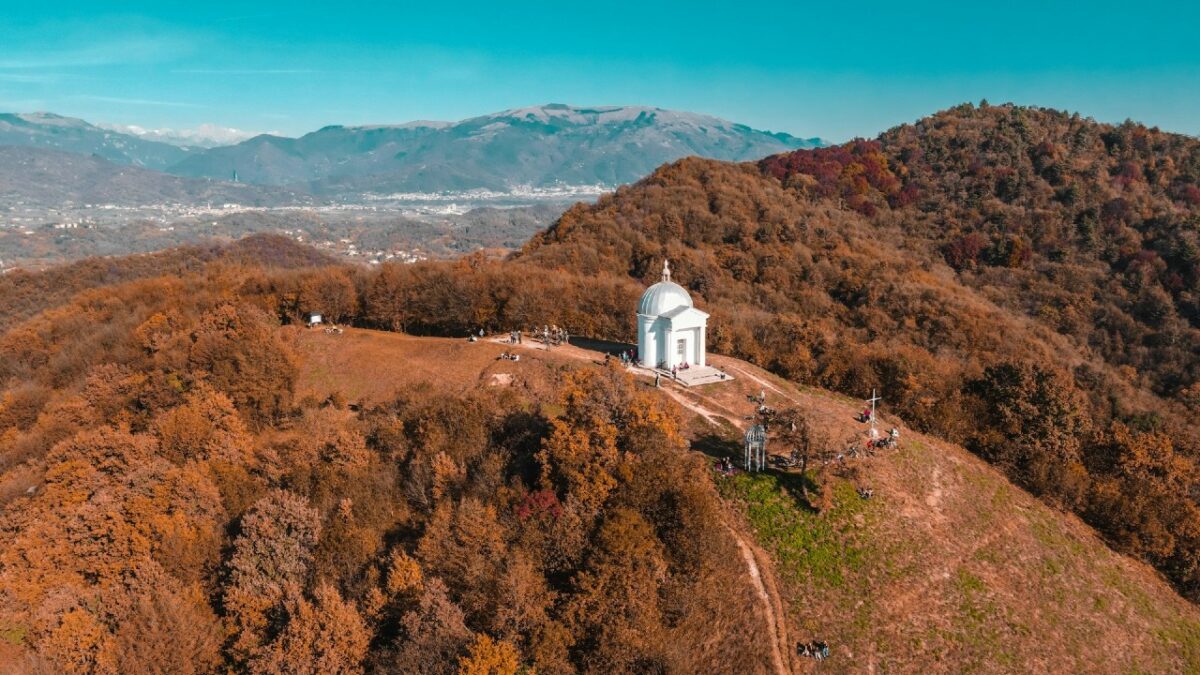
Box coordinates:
[292,326,1200,673]
[2,250,1197,671]
[0,264,774,673]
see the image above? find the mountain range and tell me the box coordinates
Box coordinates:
[0,105,822,198]
[168,104,823,193]
[0,112,194,171]
[0,146,299,209]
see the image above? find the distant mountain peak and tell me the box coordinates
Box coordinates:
[352,120,453,131]
[486,104,715,126]
[5,111,94,129]
[0,111,194,170]
[97,122,264,149]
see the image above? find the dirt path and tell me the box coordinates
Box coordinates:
[723,362,790,400]
[881,513,1018,621]
[661,386,734,428]
[727,523,793,674]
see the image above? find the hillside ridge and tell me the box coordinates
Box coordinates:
[290,326,1200,672]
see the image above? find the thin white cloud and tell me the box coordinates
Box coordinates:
[0,21,196,70]
[73,95,202,109]
[172,68,322,75]
[0,73,63,84]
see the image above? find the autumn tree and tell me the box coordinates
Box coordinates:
[111,585,223,675]
[965,362,1091,504]
[187,302,298,426]
[563,507,670,672]
[416,499,510,626]
[762,406,816,474]
[457,634,520,675]
[385,578,475,675]
[224,489,322,662]
[298,267,359,324]
[251,583,370,675]
[153,383,253,465]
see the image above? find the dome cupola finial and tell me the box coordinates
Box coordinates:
[662,259,671,283]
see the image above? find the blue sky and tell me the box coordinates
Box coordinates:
[0,1,1197,141]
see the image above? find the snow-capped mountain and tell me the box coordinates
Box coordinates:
[97,122,264,149]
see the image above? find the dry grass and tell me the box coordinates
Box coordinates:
[292,328,1200,673]
[291,327,589,406]
[694,356,1200,674]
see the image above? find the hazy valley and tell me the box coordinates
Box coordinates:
[0,104,820,270]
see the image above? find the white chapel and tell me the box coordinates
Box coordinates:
[637,260,709,370]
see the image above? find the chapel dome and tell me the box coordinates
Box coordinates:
[638,280,693,316]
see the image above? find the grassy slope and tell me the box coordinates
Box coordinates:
[696,356,1200,674]
[295,328,1200,674]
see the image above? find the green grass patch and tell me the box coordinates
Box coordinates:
[949,568,1018,669]
[955,568,986,594]
[540,402,565,419]
[0,623,26,645]
[717,469,874,590]
[1157,619,1200,672]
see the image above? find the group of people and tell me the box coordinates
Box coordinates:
[536,325,569,347]
[770,448,801,469]
[871,430,900,450]
[669,361,693,378]
[605,348,638,367]
[714,456,736,476]
[481,326,571,348]
[497,351,521,362]
[798,640,830,660]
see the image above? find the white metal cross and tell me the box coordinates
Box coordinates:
[867,388,881,437]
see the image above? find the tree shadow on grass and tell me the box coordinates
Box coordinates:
[692,433,741,461]
[772,469,821,513]
[695,432,823,512]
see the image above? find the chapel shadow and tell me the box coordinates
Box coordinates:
[567,336,637,359]
[691,433,741,461]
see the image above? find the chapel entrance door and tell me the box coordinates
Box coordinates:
[676,338,687,365]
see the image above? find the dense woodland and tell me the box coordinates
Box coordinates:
[2,103,1200,671]
[0,264,769,673]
